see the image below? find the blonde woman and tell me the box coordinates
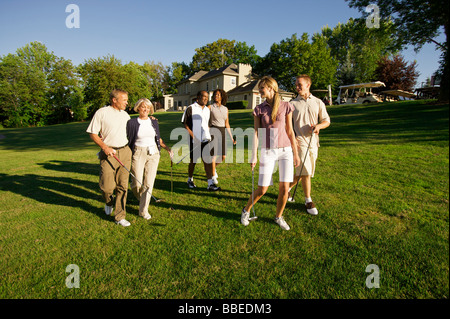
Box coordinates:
[126,98,172,219]
[241,76,300,230]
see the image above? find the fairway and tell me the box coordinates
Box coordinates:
[0,100,448,299]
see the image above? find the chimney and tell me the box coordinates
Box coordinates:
[237,63,252,86]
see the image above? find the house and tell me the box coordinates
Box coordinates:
[163,63,295,111]
[227,79,295,109]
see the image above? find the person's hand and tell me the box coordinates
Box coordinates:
[250,157,257,170]
[311,124,320,135]
[293,154,301,168]
[103,146,116,157]
[233,139,236,145]
[168,148,174,160]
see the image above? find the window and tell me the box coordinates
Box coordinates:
[231,78,236,85]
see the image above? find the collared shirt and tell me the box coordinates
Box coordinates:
[252,100,294,149]
[290,94,331,148]
[210,103,228,127]
[86,105,130,148]
[181,102,211,142]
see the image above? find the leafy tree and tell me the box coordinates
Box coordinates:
[321,18,401,86]
[0,42,79,127]
[346,0,449,100]
[190,39,262,73]
[191,39,236,72]
[255,33,337,93]
[78,55,152,117]
[233,41,261,66]
[164,62,190,95]
[140,61,167,100]
[375,54,419,91]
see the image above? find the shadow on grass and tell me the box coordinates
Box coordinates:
[0,173,108,220]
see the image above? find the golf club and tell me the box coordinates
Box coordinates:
[169,159,174,210]
[248,167,258,221]
[112,154,164,203]
[175,141,203,165]
[289,127,315,202]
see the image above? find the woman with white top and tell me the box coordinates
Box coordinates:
[126,98,172,219]
[241,76,300,230]
[209,89,235,185]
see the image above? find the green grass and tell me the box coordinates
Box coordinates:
[0,100,448,299]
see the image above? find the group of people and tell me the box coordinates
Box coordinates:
[86,74,330,230]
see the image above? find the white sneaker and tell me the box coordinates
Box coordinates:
[116,219,131,227]
[105,204,113,216]
[241,208,250,226]
[275,217,290,230]
[305,202,318,215]
[142,213,151,220]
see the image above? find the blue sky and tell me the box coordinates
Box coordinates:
[0,0,445,88]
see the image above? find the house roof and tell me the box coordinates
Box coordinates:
[177,64,240,85]
[177,70,209,84]
[227,79,295,97]
[199,64,239,81]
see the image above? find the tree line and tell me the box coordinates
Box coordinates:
[0,12,442,128]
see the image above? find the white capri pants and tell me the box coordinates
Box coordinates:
[258,147,294,187]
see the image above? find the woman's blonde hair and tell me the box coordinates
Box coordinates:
[258,76,280,123]
[134,98,154,114]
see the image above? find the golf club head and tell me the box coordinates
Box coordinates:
[248,216,258,221]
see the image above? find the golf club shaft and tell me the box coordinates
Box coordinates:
[291,131,314,200]
[251,168,256,217]
[175,141,203,165]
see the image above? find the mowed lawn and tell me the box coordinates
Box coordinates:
[0,100,448,299]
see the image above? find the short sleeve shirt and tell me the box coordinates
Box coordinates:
[290,94,330,148]
[210,104,228,127]
[181,102,211,142]
[86,106,130,148]
[253,100,294,149]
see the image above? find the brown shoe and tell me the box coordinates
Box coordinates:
[305,201,318,215]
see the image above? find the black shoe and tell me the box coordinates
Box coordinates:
[187,180,196,189]
[207,184,221,191]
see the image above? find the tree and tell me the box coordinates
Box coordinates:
[346,0,449,101]
[233,41,261,66]
[190,39,262,73]
[255,33,337,93]
[375,54,419,91]
[140,61,167,100]
[164,62,190,95]
[321,18,401,86]
[0,42,80,127]
[78,55,152,117]
[191,39,236,72]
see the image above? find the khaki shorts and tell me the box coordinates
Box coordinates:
[295,144,318,177]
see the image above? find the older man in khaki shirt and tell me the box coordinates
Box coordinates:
[289,75,330,215]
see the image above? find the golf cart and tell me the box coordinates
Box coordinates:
[336,81,385,105]
[380,89,416,101]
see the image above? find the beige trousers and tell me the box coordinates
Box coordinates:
[131,146,160,216]
[99,146,131,221]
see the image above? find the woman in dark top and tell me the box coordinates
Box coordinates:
[126,98,172,219]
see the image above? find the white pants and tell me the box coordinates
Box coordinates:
[258,147,294,187]
[131,146,160,216]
